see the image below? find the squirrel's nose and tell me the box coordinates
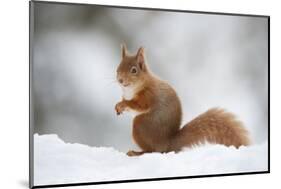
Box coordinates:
[118,78,123,84]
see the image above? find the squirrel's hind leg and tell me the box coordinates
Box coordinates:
[126,150,147,156]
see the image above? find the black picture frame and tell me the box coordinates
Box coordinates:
[29,1,270,188]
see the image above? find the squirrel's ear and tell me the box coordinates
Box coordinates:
[121,44,127,58]
[136,47,146,71]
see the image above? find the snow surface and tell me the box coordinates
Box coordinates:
[34,134,268,186]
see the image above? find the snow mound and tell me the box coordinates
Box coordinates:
[34,134,268,185]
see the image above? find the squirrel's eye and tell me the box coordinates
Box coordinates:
[130,67,137,74]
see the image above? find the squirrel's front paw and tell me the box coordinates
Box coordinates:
[115,101,126,115]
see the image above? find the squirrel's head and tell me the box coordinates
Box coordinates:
[116,44,149,89]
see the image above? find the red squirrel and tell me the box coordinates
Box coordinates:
[115,45,250,156]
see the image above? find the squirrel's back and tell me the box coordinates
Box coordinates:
[170,108,250,151]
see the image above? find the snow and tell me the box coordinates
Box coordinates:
[34,134,268,186]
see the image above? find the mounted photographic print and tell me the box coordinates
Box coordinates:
[29,1,270,188]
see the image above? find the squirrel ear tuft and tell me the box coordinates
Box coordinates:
[137,47,144,57]
[137,47,146,70]
[121,43,127,58]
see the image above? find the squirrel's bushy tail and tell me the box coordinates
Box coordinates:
[170,108,250,151]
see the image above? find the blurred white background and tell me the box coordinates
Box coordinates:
[32,2,268,152]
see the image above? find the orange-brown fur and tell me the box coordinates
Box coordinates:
[115,45,250,156]
[170,108,250,152]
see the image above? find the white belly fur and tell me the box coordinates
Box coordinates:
[122,86,142,116]
[122,86,136,100]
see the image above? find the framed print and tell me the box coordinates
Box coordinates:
[29,1,270,188]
